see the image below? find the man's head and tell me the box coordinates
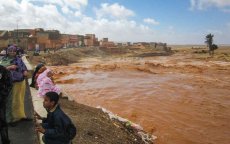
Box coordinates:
[43,92,59,110]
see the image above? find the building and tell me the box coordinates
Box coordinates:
[0,31,9,49]
[84,34,99,47]
[132,42,150,49]
[99,38,115,47]
[36,30,62,50]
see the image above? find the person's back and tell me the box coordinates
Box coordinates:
[43,105,74,143]
[0,65,12,144]
[35,92,76,144]
[0,65,12,98]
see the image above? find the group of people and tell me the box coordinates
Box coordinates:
[0,45,76,144]
[30,63,76,144]
[0,44,29,144]
[30,63,62,97]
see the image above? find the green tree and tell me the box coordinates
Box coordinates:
[205,33,218,56]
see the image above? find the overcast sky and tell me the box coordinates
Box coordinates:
[0,0,230,44]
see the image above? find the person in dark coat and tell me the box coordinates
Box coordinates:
[35,92,76,144]
[0,65,12,144]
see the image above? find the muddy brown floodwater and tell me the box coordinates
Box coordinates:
[51,54,230,144]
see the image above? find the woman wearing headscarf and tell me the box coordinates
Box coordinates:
[37,69,61,97]
[30,63,46,88]
[0,45,29,124]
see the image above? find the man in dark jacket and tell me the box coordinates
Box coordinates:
[0,65,12,144]
[35,92,76,144]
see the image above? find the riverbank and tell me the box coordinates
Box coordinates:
[28,46,230,144]
[28,48,156,144]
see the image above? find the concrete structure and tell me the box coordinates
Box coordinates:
[0,29,32,50]
[132,42,150,49]
[36,30,62,50]
[99,38,115,48]
[77,35,85,47]
[69,35,78,47]
[84,34,99,47]
[61,34,85,48]
[122,42,131,47]
[0,31,9,49]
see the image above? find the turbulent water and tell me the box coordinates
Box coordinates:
[51,55,230,144]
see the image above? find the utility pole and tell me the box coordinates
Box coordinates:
[16,19,19,45]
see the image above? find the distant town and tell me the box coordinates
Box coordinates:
[0,28,170,52]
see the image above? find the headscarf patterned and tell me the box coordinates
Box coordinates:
[7,45,17,53]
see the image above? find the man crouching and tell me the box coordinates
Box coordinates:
[35,92,76,144]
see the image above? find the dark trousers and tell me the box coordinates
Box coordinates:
[0,101,10,144]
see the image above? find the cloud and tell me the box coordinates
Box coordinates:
[61,6,74,14]
[27,0,88,10]
[190,0,230,11]
[74,10,83,17]
[143,18,159,25]
[95,3,135,19]
[61,0,88,10]
[0,0,229,44]
[0,1,153,42]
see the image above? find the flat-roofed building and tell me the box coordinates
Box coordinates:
[84,34,99,47]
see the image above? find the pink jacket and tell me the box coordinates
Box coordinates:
[37,69,61,97]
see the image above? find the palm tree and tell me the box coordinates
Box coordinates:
[205,33,218,56]
[205,33,213,55]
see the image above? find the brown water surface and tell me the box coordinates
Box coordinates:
[52,55,230,144]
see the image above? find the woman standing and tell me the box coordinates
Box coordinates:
[0,45,29,124]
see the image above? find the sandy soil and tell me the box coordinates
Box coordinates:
[28,47,230,144]
[60,99,148,144]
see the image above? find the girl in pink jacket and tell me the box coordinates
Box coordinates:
[37,69,61,97]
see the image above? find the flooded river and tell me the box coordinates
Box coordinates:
[52,55,230,144]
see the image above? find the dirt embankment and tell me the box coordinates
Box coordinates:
[28,47,108,66]
[60,99,151,144]
[27,47,174,66]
